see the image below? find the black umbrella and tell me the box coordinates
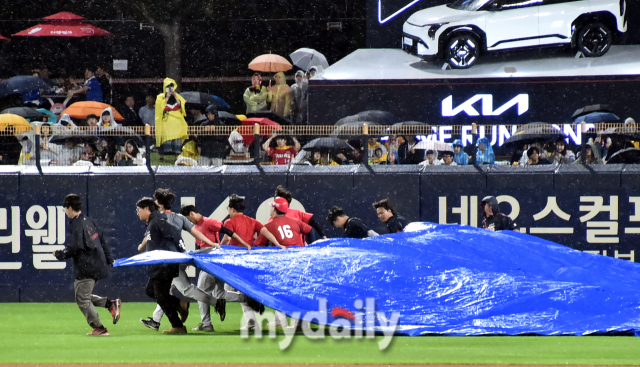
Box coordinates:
[606,148,640,164]
[218,111,241,126]
[246,111,290,125]
[0,107,47,120]
[335,110,400,126]
[331,121,379,138]
[49,135,99,145]
[0,76,51,98]
[503,123,567,146]
[181,92,219,105]
[572,104,614,119]
[302,137,354,151]
[101,125,144,146]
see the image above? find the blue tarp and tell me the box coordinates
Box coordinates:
[114,223,640,336]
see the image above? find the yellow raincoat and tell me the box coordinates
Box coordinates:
[267,72,291,117]
[155,78,188,147]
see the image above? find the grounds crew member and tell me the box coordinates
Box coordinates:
[373,198,411,233]
[327,205,379,239]
[135,197,188,334]
[54,194,121,336]
[272,185,327,243]
[480,196,520,232]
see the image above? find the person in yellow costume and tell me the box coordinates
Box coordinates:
[155,78,188,160]
[267,72,291,118]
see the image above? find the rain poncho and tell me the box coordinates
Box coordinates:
[179,137,201,161]
[155,78,188,147]
[290,70,308,124]
[267,72,291,117]
[98,107,119,127]
[419,150,441,166]
[452,139,469,165]
[58,114,77,129]
[475,137,495,165]
[368,141,388,164]
[243,83,268,114]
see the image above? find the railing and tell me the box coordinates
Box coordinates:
[0,121,633,173]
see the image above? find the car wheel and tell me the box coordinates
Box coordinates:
[576,22,612,57]
[444,34,480,69]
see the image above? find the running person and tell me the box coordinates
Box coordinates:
[327,205,379,239]
[272,185,327,243]
[221,194,283,330]
[180,204,253,331]
[255,197,312,329]
[373,198,411,233]
[139,188,220,331]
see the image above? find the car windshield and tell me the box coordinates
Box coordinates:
[447,0,493,11]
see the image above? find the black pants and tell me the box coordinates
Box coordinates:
[145,277,183,329]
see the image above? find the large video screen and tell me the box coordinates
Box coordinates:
[367,0,640,48]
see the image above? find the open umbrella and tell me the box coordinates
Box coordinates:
[503,123,566,146]
[218,111,241,126]
[290,48,329,72]
[414,140,453,152]
[302,137,354,151]
[0,76,51,98]
[0,114,33,133]
[246,111,290,125]
[572,111,621,125]
[572,104,614,119]
[0,107,47,120]
[238,118,281,145]
[0,34,8,41]
[13,12,112,38]
[62,101,124,121]
[211,95,231,111]
[331,121,379,139]
[249,54,292,73]
[101,125,144,146]
[596,127,640,140]
[181,92,219,106]
[335,110,399,126]
[606,148,640,164]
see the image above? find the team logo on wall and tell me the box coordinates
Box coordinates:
[442,94,529,117]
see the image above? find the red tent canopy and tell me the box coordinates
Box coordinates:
[12,12,111,37]
[0,34,7,41]
[238,118,281,145]
[43,12,86,21]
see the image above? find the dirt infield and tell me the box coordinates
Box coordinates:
[1,365,632,367]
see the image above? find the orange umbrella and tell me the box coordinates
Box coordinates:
[62,101,124,121]
[248,54,292,73]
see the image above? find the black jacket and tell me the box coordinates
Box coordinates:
[145,211,184,280]
[199,118,231,158]
[398,140,425,164]
[385,215,411,233]
[0,136,23,165]
[54,214,113,280]
[120,106,144,127]
[344,217,378,239]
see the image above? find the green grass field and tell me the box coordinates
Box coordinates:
[2,302,640,365]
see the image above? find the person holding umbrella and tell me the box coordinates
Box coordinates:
[243,73,268,114]
[290,71,308,125]
[267,72,291,118]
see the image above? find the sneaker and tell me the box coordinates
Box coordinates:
[267,321,285,329]
[108,299,121,324]
[215,299,226,322]
[178,301,190,323]
[192,323,214,332]
[140,317,160,331]
[240,320,258,331]
[87,327,109,336]
[162,326,187,334]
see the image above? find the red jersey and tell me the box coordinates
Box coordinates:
[223,214,264,247]
[194,216,223,248]
[268,146,297,165]
[268,208,314,244]
[256,216,312,247]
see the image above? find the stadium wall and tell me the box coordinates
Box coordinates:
[0,164,638,302]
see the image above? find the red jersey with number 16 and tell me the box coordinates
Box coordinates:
[256,216,312,247]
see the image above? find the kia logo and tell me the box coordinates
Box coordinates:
[442,94,529,117]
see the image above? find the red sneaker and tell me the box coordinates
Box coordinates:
[87,327,109,336]
[108,299,121,324]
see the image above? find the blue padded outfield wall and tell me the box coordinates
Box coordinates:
[0,164,639,302]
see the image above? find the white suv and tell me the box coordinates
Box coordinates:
[402,0,627,68]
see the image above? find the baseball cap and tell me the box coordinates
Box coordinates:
[271,197,289,214]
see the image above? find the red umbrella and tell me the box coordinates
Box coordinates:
[12,12,112,37]
[238,118,281,145]
[0,34,7,41]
